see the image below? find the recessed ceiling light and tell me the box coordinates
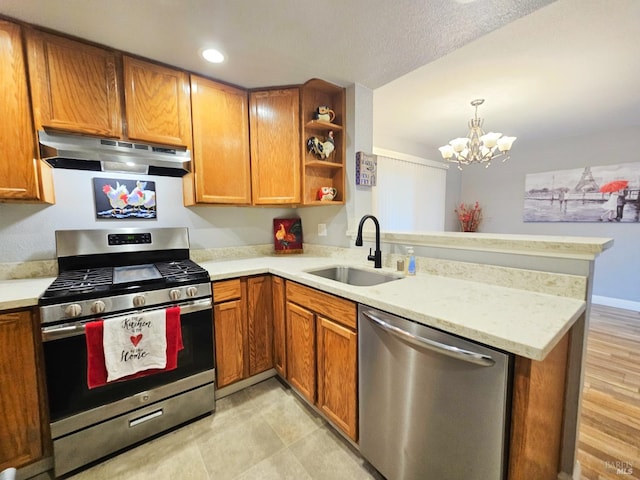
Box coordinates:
[201,48,225,64]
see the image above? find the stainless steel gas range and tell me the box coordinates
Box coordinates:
[38,228,215,477]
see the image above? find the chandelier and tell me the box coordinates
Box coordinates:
[438,99,516,169]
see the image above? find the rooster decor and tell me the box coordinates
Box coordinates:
[95,178,157,219]
[273,218,303,254]
[127,180,156,212]
[102,182,129,214]
[307,130,335,160]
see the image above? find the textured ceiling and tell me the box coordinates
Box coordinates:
[1,0,639,159]
[0,0,554,89]
[374,0,640,152]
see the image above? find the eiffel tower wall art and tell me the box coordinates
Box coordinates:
[524,161,640,222]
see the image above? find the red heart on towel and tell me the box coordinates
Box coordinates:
[130,334,143,347]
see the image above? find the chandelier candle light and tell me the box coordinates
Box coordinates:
[439,99,516,169]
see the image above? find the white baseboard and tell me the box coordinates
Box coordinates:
[591,295,640,312]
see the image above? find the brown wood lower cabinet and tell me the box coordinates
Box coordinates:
[247,275,273,375]
[284,281,358,441]
[316,315,357,441]
[285,301,316,402]
[213,278,248,388]
[271,276,287,377]
[213,275,274,388]
[508,334,569,480]
[0,309,50,471]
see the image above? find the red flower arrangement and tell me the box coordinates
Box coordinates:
[455,202,482,232]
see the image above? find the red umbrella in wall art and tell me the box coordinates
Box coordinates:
[599,180,628,193]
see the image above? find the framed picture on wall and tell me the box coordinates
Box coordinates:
[93,178,157,219]
[273,217,303,254]
[523,161,640,222]
[356,152,377,186]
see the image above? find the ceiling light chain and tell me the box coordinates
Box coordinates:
[438,99,516,170]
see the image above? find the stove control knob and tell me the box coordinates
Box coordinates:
[91,300,106,314]
[169,289,182,301]
[186,286,198,298]
[65,303,82,318]
[133,295,146,308]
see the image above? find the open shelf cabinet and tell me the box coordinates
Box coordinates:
[300,79,346,205]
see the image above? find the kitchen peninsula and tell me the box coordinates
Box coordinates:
[0,233,612,480]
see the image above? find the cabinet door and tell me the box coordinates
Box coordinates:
[26,29,122,137]
[249,88,301,204]
[285,302,316,403]
[0,311,46,470]
[247,276,274,376]
[0,21,54,202]
[272,276,286,377]
[187,75,251,205]
[316,316,357,441]
[214,298,248,388]
[123,56,192,148]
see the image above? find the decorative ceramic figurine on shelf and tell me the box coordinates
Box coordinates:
[313,105,335,123]
[307,130,335,159]
[317,187,337,201]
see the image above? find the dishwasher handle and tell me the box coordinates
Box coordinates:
[361,310,496,367]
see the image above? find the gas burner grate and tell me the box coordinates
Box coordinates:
[155,260,209,282]
[44,267,113,295]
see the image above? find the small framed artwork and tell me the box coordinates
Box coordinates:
[273,218,303,254]
[356,152,377,186]
[93,178,157,220]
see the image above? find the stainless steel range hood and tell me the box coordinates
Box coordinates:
[38,130,191,177]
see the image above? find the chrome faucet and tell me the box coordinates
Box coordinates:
[355,214,382,268]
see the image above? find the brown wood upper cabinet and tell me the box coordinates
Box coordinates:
[186,75,251,205]
[26,29,122,138]
[0,309,50,471]
[0,20,54,203]
[26,30,192,150]
[249,88,301,205]
[123,56,192,149]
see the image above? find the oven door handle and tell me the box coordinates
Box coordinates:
[179,298,212,315]
[42,298,212,341]
[42,323,86,341]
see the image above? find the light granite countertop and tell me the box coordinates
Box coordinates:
[0,276,57,310]
[1,254,586,361]
[199,255,585,361]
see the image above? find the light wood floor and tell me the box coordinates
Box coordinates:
[578,304,640,479]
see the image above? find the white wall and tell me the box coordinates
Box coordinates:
[372,136,461,232]
[459,126,640,304]
[0,168,294,263]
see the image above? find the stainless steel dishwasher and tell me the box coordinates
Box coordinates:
[358,305,512,480]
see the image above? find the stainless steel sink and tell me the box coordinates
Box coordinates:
[306,265,403,286]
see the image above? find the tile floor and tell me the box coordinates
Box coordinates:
[67,377,383,480]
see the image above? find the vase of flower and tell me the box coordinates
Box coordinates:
[455,202,482,232]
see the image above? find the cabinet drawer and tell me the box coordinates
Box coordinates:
[286,281,356,330]
[213,279,243,303]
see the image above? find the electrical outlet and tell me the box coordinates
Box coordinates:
[318,223,327,236]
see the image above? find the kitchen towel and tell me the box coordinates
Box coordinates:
[85,306,183,389]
